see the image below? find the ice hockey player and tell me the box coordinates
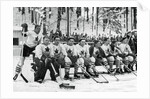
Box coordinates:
[34,36,55,83]
[116,37,135,73]
[76,38,95,78]
[63,37,80,80]
[100,38,116,73]
[51,36,68,77]
[13,23,41,81]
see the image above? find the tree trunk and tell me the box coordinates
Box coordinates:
[126,7,128,31]
[67,7,69,38]
[133,7,137,29]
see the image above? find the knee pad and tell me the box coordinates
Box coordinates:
[65,56,72,65]
[128,56,134,62]
[124,57,129,65]
[90,57,96,63]
[102,58,108,65]
[107,56,115,62]
[15,64,22,73]
[76,58,84,66]
[89,57,96,66]
[102,58,107,62]
[107,56,114,65]
[108,61,114,66]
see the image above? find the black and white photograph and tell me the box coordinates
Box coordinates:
[13,7,137,92]
[0,0,150,98]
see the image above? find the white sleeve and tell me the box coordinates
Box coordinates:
[22,31,29,36]
[63,44,68,51]
[35,44,43,59]
[73,45,77,56]
[26,30,33,36]
[60,44,67,56]
[49,43,54,57]
[86,45,90,57]
[38,34,43,44]
[75,44,80,56]
[127,44,132,54]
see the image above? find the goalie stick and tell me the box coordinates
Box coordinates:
[20,73,28,83]
[13,26,28,83]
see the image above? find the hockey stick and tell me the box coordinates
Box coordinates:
[79,65,109,83]
[124,65,137,76]
[92,64,109,83]
[20,73,28,83]
[103,65,119,81]
[50,63,75,89]
[20,27,29,83]
[99,73,109,83]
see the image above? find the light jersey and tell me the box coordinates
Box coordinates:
[76,44,89,57]
[24,30,41,48]
[35,43,53,59]
[117,43,132,54]
[64,44,77,56]
[101,44,111,56]
[53,43,67,56]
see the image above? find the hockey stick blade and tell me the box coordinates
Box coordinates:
[13,74,19,81]
[59,83,75,89]
[96,81,109,83]
[20,73,28,83]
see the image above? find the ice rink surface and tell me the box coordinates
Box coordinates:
[13,56,137,92]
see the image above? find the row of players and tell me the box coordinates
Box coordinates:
[13,25,136,83]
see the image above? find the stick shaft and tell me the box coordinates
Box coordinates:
[103,65,119,81]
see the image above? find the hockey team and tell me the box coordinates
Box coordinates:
[13,23,137,83]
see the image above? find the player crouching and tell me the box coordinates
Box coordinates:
[63,37,79,80]
[76,38,98,78]
[116,37,135,73]
[33,36,56,83]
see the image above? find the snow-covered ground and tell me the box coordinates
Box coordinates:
[13,56,137,92]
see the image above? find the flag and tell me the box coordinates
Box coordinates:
[92,7,94,32]
[49,7,52,18]
[70,7,73,12]
[86,7,89,22]
[96,7,99,35]
[18,7,21,12]
[76,7,81,28]
[43,23,47,35]
[42,7,46,21]
[62,7,66,14]
[22,7,25,15]
[57,7,61,30]
[28,7,30,13]
[31,10,34,23]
